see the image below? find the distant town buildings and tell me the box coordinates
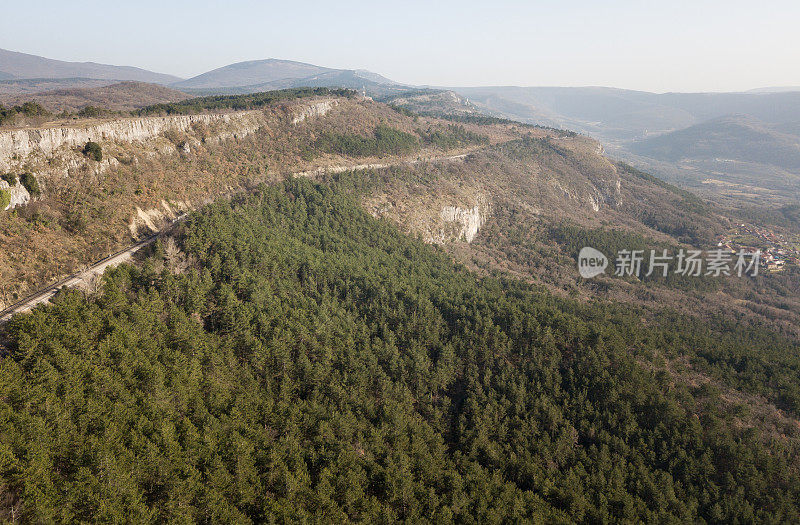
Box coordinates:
[716,223,799,273]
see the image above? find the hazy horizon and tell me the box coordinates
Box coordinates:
[2,0,800,93]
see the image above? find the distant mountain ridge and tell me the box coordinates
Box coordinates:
[436,86,800,205]
[747,86,800,93]
[0,48,182,84]
[174,59,333,89]
[2,47,799,206]
[451,86,800,141]
[630,114,800,171]
[173,58,398,91]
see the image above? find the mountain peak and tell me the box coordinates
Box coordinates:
[174,58,397,91]
[0,48,182,84]
[174,58,334,89]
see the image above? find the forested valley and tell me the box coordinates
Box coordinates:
[1,176,799,522]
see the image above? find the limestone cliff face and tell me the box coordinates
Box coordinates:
[0,112,268,204]
[367,191,491,245]
[0,98,340,180]
[0,111,263,171]
[0,180,30,210]
[438,196,490,243]
[585,142,623,209]
[128,199,193,237]
[0,97,348,228]
[291,99,337,125]
[586,164,622,210]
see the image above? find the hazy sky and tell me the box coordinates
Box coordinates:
[2,0,799,92]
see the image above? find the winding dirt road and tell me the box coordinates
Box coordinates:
[0,217,184,324]
[0,151,476,325]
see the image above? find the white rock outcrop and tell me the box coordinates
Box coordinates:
[291,99,337,125]
[128,199,192,237]
[438,195,490,243]
[553,174,620,213]
[0,111,263,171]
[0,179,31,210]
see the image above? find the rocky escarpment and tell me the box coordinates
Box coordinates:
[0,180,30,210]
[291,99,338,125]
[585,164,622,210]
[0,111,264,172]
[128,199,193,237]
[0,96,355,309]
[0,98,342,210]
[552,178,619,213]
[361,134,625,252]
[367,190,491,245]
[438,195,490,243]
[0,98,341,172]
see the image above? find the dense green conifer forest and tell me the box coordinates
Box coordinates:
[135,88,355,116]
[1,176,799,522]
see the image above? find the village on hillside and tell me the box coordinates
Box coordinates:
[717,223,800,272]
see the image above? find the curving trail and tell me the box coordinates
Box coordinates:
[0,217,184,324]
[291,151,471,178]
[0,150,477,324]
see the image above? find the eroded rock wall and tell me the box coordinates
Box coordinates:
[0,180,30,210]
[0,111,264,170]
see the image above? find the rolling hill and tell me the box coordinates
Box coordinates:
[451,86,800,142]
[174,58,333,89]
[174,58,398,91]
[620,115,800,204]
[444,86,800,205]
[0,48,181,84]
[174,58,401,96]
[0,81,191,113]
[630,115,800,170]
[189,71,405,98]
